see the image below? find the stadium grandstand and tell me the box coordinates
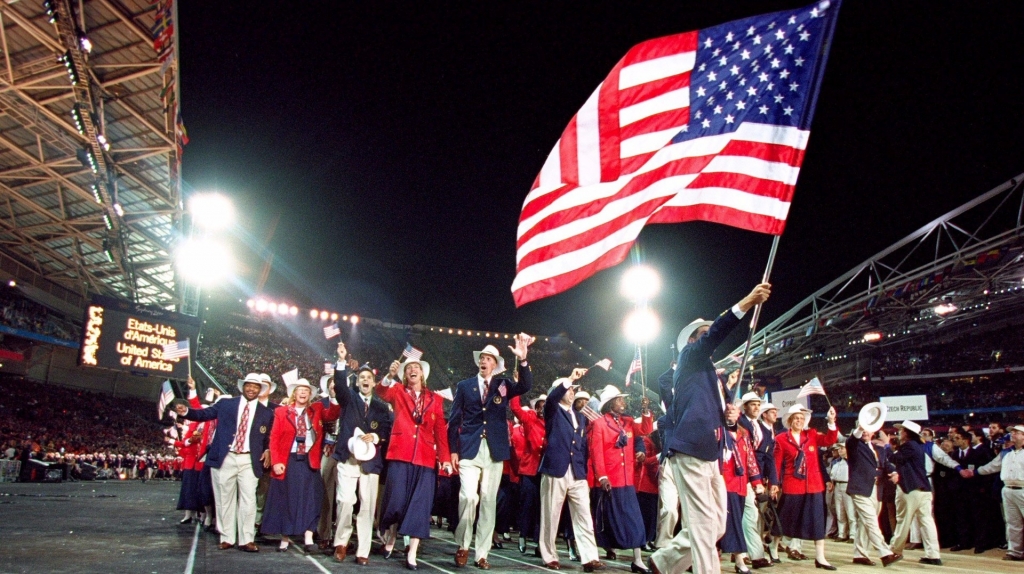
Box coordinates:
[721,172,1024,428]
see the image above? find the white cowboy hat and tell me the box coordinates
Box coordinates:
[259,373,276,394]
[398,358,430,382]
[237,373,269,395]
[894,420,922,436]
[597,384,629,412]
[858,402,888,433]
[677,318,714,350]
[1009,424,1024,434]
[759,402,778,413]
[530,394,548,409]
[474,344,506,375]
[575,390,591,401]
[782,403,813,429]
[347,428,375,462]
[285,378,317,399]
[319,375,333,397]
[739,392,763,406]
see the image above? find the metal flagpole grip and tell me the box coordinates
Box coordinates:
[735,236,781,393]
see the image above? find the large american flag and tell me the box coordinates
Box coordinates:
[513,1,840,306]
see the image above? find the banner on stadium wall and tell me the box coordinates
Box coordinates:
[770,388,809,411]
[879,395,929,421]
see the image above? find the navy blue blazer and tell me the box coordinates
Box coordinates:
[448,362,532,462]
[663,308,742,462]
[739,415,778,485]
[537,381,588,479]
[332,367,393,475]
[846,436,887,497]
[888,440,930,493]
[183,396,274,478]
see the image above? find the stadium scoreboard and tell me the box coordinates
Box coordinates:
[78,295,201,379]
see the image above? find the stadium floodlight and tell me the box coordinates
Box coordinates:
[624,308,660,344]
[175,239,234,286]
[934,303,958,316]
[862,331,883,343]
[309,309,318,318]
[188,193,235,231]
[620,266,661,302]
[289,306,298,316]
[247,299,255,309]
[350,315,359,325]
[331,313,339,321]
[256,299,268,312]
[319,310,329,321]
[276,303,288,314]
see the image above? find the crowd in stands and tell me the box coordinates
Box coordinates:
[0,286,80,342]
[871,325,1024,376]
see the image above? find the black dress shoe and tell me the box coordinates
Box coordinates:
[814,560,837,571]
[949,545,969,552]
[974,547,988,554]
[406,560,418,570]
[382,548,395,560]
[632,562,652,574]
[179,517,193,524]
[519,538,528,554]
[735,566,751,574]
[304,544,317,554]
[605,550,617,561]
[493,540,504,550]
[918,558,942,566]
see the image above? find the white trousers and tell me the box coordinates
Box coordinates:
[650,455,727,574]
[850,489,892,559]
[742,484,764,560]
[455,439,503,560]
[890,489,940,559]
[333,458,380,558]
[655,463,684,547]
[1004,487,1024,559]
[211,452,259,546]
[539,468,599,564]
[833,483,854,539]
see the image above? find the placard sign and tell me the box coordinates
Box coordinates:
[78,295,201,378]
[879,395,929,421]
[769,388,809,411]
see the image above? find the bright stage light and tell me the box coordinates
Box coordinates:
[350,315,360,325]
[188,193,235,231]
[934,303,958,316]
[175,239,234,286]
[623,308,660,344]
[289,305,298,316]
[246,299,255,308]
[275,303,287,314]
[620,266,661,301]
[309,309,318,318]
[319,310,328,320]
[256,299,268,312]
[862,331,883,343]
[331,313,339,321]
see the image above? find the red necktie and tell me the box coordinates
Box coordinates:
[234,402,250,453]
[296,411,308,455]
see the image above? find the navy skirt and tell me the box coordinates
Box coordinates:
[777,491,826,541]
[719,491,748,553]
[637,491,659,544]
[379,461,436,539]
[592,486,647,549]
[177,469,203,511]
[261,454,324,536]
[518,474,541,541]
[198,466,215,507]
[495,475,518,534]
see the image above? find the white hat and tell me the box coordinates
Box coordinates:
[759,402,778,414]
[739,392,763,406]
[285,378,317,399]
[474,344,506,375]
[347,428,375,462]
[238,373,270,395]
[576,391,591,401]
[597,384,629,412]
[1007,424,1024,433]
[319,375,333,397]
[259,373,276,394]
[858,402,888,433]
[782,403,813,429]
[895,420,922,436]
[530,394,548,409]
[399,358,430,382]
[677,318,714,350]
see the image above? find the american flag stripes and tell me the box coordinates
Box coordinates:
[625,347,642,386]
[402,344,424,361]
[157,380,174,419]
[797,377,828,399]
[512,1,839,306]
[161,339,190,360]
[323,323,341,339]
[594,358,613,371]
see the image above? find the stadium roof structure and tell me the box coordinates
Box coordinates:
[720,171,1024,388]
[0,0,182,309]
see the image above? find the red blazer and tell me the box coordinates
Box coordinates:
[774,426,839,495]
[634,436,660,494]
[588,412,653,488]
[723,427,762,496]
[269,401,341,480]
[173,421,202,471]
[509,396,544,476]
[376,382,451,468]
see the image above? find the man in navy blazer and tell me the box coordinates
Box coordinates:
[736,392,776,568]
[537,370,601,571]
[331,342,393,564]
[650,283,770,574]
[176,373,273,551]
[448,335,533,569]
[847,424,901,566]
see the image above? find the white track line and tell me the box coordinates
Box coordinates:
[183,522,201,574]
[419,558,460,574]
[301,553,333,574]
[434,538,633,572]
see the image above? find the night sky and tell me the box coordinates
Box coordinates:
[179,1,1024,372]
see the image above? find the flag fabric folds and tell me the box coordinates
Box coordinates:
[402,344,424,361]
[626,347,642,386]
[157,380,174,419]
[512,0,840,306]
[594,358,613,371]
[796,376,827,399]
[161,339,189,360]
[324,323,341,339]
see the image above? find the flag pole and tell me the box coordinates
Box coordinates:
[186,337,192,380]
[735,235,781,395]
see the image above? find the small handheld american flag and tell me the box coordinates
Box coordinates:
[161,339,190,360]
[594,358,613,371]
[402,343,423,361]
[625,348,642,386]
[323,323,341,339]
[796,377,827,399]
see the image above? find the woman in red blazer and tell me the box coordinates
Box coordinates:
[376,357,452,570]
[773,404,838,570]
[510,394,545,553]
[262,378,340,553]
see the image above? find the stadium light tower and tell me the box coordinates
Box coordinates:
[188,193,235,231]
[175,239,234,286]
[620,265,661,302]
[624,308,660,345]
